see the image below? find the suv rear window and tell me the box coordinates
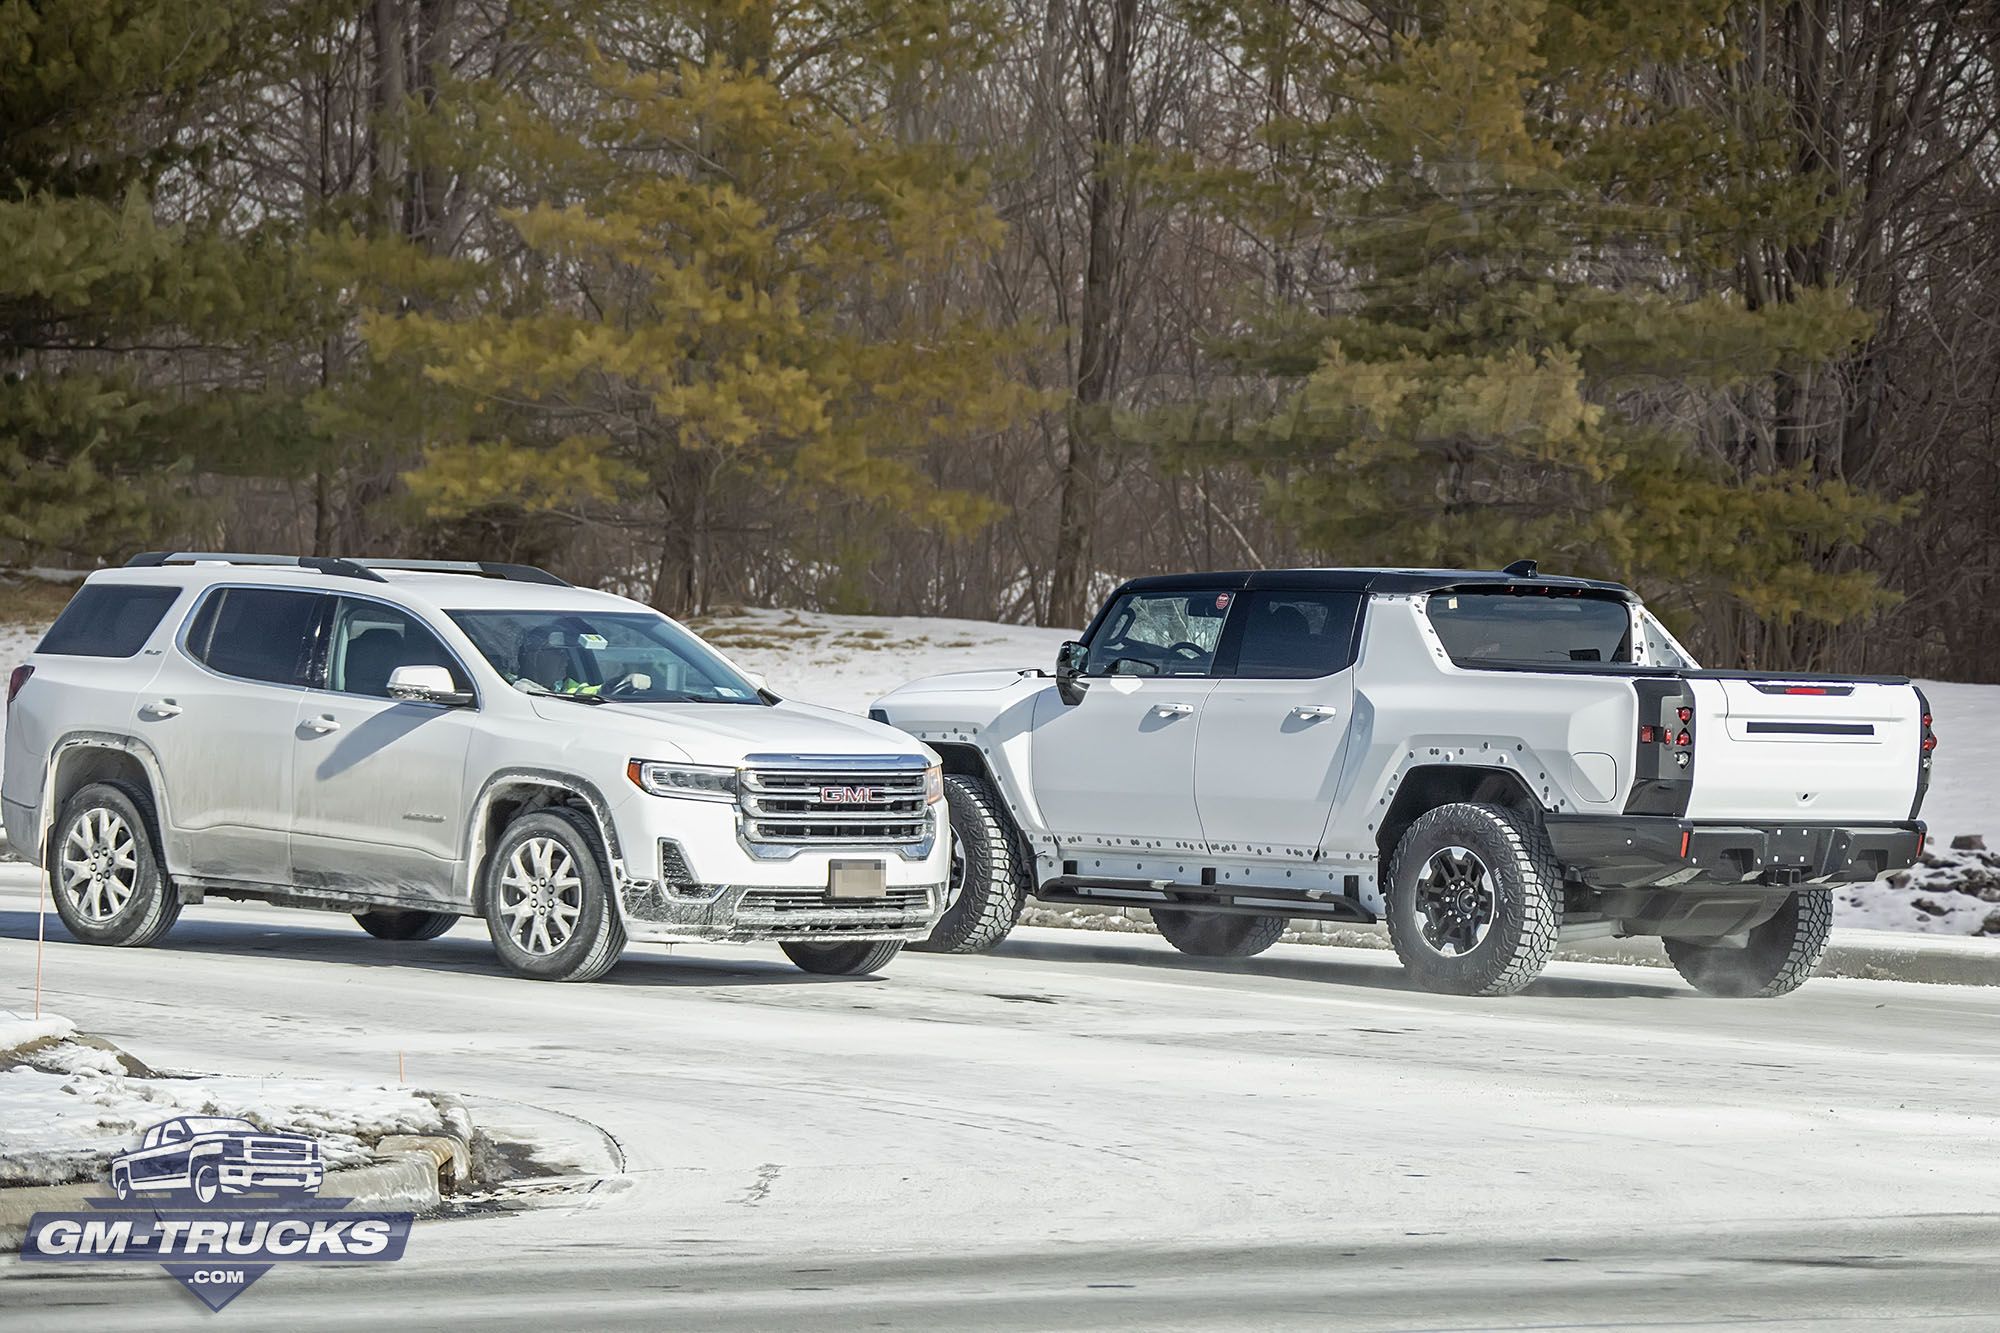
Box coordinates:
[184,587,325,685]
[36,584,183,658]
[1426,590,1633,667]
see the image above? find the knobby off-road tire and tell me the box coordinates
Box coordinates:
[1151,908,1287,958]
[781,939,903,975]
[49,780,181,947]
[909,773,1030,954]
[354,909,459,941]
[1663,889,1832,998]
[483,807,626,982]
[1384,802,1562,997]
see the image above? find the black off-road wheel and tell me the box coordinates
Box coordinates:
[48,781,181,947]
[780,939,903,975]
[1663,889,1832,998]
[909,774,1030,954]
[354,909,460,941]
[1384,802,1562,997]
[482,808,626,982]
[1151,909,1287,958]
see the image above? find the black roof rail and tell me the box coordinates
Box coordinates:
[124,552,386,583]
[346,559,571,587]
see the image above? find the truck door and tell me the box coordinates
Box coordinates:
[1029,586,1233,851]
[1194,590,1363,855]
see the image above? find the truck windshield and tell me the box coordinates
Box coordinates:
[1425,591,1633,667]
[449,609,764,703]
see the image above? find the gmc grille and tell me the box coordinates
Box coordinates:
[740,766,930,847]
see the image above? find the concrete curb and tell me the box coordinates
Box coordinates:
[1020,905,2000,987]
[0,1137,470,1250]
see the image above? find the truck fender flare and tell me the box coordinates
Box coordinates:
[1374,763,1545,861]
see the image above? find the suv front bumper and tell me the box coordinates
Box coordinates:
[609,793,951,944]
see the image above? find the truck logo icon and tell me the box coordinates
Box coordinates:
[108,1116,325,1204]
[819,785,884,804]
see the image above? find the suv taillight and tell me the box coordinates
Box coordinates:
[6,664,30,707]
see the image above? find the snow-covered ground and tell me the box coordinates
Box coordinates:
[2,594,1995,933]
[0,1009,448,1187]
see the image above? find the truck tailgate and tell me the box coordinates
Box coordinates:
[1683,678,1922,823]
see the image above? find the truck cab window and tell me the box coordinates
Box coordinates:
[1085,590,1233,676]
[1425,591,1633,667]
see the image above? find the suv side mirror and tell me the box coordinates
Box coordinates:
[1055,640,1088,706]
[387,664,474,707]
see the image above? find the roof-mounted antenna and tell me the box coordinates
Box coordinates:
[1502,559,1538,577]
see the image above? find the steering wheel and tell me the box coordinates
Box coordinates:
[602,671,650,699]
[1165,641,1208,661]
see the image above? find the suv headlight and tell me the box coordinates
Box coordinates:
[925,762,943,805]
[627,760,739,802]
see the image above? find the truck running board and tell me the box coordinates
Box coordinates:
[1035,876,1377,925]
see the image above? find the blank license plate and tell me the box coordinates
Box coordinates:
[828,860,888,899]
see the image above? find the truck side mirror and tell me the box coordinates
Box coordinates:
[1055,640,1088,706]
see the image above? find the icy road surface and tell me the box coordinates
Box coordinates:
[2,868,1998,1331]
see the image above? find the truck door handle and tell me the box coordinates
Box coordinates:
[303,714,341,734]
[138,699,182,719]
[1153,702,1196,717]
[1290,705,1339,720]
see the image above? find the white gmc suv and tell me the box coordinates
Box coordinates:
[2,553,951,981]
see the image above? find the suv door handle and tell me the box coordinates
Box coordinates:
[138,699,182,719]
[1152,702,1196,717]
[303,714,341,734]
[1290,705,1339,720]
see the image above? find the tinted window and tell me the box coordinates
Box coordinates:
[1085,590,1233,676]
[1426,591,1632,666]
[37,585,182,658]
[185,587,324,685]
[1228,591,1363,678]
[449,608,762,703]
[327,598,470,698]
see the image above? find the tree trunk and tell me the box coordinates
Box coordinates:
[1049,0,1138,628]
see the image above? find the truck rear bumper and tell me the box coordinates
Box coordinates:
[1544,816,1923,891]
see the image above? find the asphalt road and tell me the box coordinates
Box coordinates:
[3,868,1999,1331]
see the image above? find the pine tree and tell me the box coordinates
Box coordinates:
[1168,0,1903,657]
[353,1,1042,612]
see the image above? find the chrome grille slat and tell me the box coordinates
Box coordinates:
[740,762,931,849]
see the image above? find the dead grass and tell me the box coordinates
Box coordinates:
[0,575,78,628]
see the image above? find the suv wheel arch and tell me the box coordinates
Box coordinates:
[41,735,170,872]
[466,771,625,912]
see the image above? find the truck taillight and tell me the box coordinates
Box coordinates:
[1627,681,1697,815]
[6,664,30,707]
[1912,688,1935,819]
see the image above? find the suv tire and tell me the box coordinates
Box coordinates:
[1663,889,1831,998]
[910,774,1029,954]
[354,909,459,941]
[1151,908,1287,958]
[1384,802,1561,996]
[781,939,903,975]
[49,780,181,947]
[482,808,626,982]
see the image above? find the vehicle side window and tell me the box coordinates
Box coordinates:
[159,1123,187,1143]
[326,598,470,699]
[1425,591,1633,666]
[1084,590,1233,677]
[36,584,182,658]
[184,588,325,686]
[1224,591,1364,679]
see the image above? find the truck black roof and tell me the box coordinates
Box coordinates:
[1110,568,1636,599]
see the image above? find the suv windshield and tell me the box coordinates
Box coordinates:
[1425,590,1634,666]
[449,609,763,704]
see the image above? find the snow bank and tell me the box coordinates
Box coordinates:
[0,1031,446,1188]
[0,1012,76,1057]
